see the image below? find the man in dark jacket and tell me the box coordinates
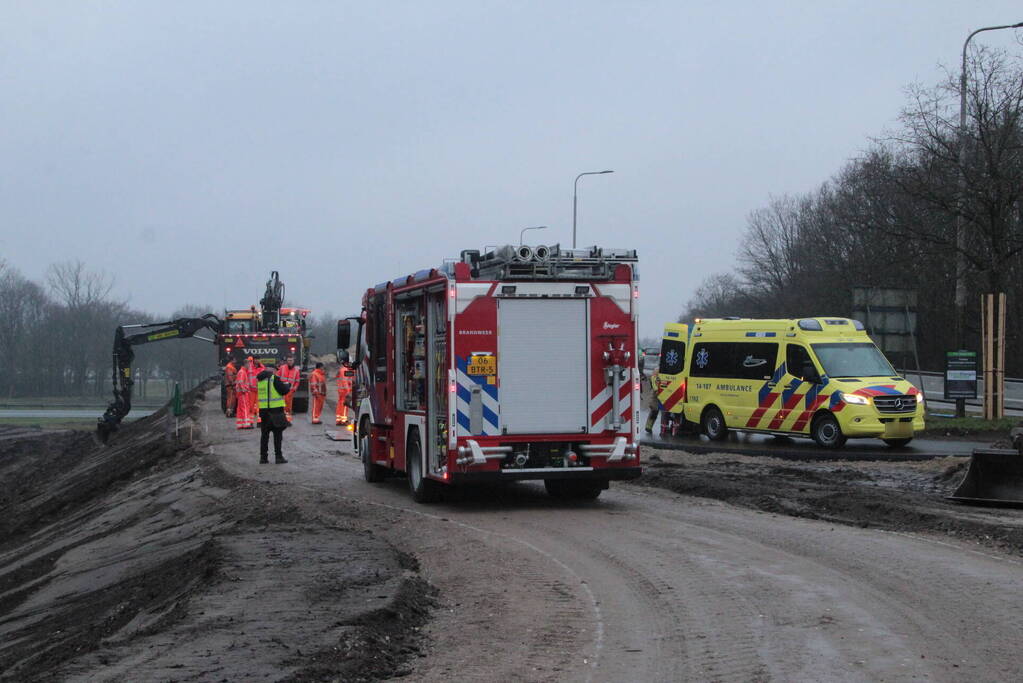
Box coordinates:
[256,368,292,464]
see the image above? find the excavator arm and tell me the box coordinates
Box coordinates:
[97,314,222,442]
[260,270,285,332]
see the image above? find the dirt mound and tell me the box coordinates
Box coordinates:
[636,447,1023,556]
[0,389,433,681]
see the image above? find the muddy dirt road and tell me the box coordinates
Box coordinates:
[5,386,1023,681]
[204,393,1023,682]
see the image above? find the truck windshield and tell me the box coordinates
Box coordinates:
[811,343,895,378]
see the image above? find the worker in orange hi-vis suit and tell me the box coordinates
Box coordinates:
[309,362,327,424]
[276,355,301,422]
[234,358,254,429]
[247,357,266,424]
[223,358,239,417]
[335,364,353,425]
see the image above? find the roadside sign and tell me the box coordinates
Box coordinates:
[945,350,977,400]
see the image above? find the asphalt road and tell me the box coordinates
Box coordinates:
[204,393,1023,682]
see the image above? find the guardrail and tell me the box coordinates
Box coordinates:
[897,368,1023,414]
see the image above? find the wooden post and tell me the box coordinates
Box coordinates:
[998,292,1006,419]
[981,292,1007,420]
[982,294,993,420]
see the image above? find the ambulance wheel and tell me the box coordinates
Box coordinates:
[811,414,847,449]
[292,397,309,413]
[407,436,441,503]
[701,406,728,441]
[361,426,386,483]
[883,438,913,448]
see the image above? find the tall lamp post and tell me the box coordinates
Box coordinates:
[953,22,1022,416]
[520,225,547,245]
[573,170,614,248]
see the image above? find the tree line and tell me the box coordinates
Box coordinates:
[683,47,1023,375]
[0,260,219,400]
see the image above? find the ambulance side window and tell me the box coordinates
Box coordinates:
[733,342,777,380]
[659,340,685,375]
[786,344,819,382]
[690,342,777,380]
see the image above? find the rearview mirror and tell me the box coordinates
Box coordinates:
[337,320,351,350]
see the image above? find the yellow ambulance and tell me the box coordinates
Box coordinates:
[655,318,925,448]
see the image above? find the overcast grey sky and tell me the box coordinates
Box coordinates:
[3,1,1022,339]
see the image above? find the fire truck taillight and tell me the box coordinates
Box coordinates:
[449,380,456,393]
[633,287,639,299]
[634,381,640,392]
[290,346,296,352]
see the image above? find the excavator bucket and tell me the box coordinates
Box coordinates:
[949,448,1023,507]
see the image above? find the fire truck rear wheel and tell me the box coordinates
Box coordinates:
[361,426,386,483]
[407,436,441,503]
[701,406,728,441]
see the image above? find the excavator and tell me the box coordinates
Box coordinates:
[949,426,1023,507]
[96,314,222,442]
[97,271,311,442]
[216,271,311,413]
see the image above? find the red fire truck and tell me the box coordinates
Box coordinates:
[337,244,642,503]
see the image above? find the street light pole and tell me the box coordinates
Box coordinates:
[519,225,548,245]
[573,170,614,249]
[953,22,1022,416]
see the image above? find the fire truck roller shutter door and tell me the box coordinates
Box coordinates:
[498,298,588,434]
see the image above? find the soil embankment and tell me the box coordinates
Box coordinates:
[634,446,1023,556]
[0,385,431,681]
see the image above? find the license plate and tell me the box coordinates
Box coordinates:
[883,421,913,438]
[467,356,496,375]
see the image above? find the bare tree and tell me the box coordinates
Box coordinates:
[884,46,1023,295]
[679,273,756,322]
[46,260,116,309]
[0,265,49,397]
[45,261,126,395]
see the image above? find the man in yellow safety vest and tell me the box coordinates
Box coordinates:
[256,367,293,464]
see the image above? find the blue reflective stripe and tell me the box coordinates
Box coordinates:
[457,411,471,431]
[782,379,803,403]
[482,405,499,429]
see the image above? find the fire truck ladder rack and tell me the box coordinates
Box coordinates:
[465,244,637,281]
